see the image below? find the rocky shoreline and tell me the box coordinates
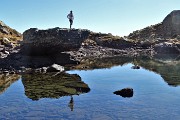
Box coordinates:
[0,10,180,74]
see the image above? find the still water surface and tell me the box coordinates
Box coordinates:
[0,57,180,120]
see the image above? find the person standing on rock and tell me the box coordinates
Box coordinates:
[67,10,74,29]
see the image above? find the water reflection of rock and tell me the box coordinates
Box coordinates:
[21,73,90,101]
[72,55,180,86]
[71,56,132,70]
[0,74,20,94]
[136,56,180,86]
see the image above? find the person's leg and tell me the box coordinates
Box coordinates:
[69,19,73,29]
[69,19,71,29]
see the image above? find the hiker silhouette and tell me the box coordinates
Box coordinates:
[67,10,74,29]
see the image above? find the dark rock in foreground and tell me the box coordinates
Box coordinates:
[114,88,134,98]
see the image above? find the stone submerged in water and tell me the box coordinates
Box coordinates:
[114,88,133,98]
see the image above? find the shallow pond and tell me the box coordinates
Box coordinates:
[0,56,180,120]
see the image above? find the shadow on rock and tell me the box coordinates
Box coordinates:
[21,72,90,101]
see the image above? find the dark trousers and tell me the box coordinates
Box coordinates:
[69,19,73,29]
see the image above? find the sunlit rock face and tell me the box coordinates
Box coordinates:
[22,73,90,100]
[128,10,180,40]
[127,10,180,54]
[163,10,180,37]
[0,20,22,41]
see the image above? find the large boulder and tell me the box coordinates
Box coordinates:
[162,10,180,38]
[21,28,91,55]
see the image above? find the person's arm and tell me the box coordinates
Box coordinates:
[67,14,69,19]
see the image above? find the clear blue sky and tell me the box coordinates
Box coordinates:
[1,0,180,36]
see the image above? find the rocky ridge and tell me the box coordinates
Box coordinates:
[128,10,180,54]
[0,20,22,44]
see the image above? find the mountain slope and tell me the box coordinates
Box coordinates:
[128,10,180,42]
[0,20,22,45]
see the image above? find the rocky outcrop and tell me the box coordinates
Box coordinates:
[0,20,22,44]
[21,28,91,55]
[128,10,180,40]
[22,73,90,100]
[22,27,139,56]
[0,20,22,58]
[128,10,180,54]
[162,10,180,38]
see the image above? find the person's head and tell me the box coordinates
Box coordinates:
[70,10,73,13]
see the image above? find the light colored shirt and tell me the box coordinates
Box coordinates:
[67,13,74,20]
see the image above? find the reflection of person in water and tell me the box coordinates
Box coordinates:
[131,57,140,69]
[68,96,74,111]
